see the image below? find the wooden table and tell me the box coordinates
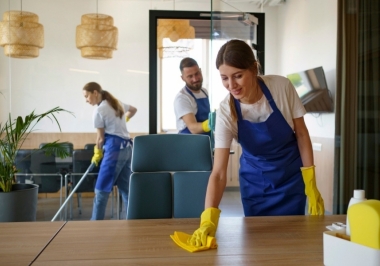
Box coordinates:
[28,215,345,265]
[0,221,65,266]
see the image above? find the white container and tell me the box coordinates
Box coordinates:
[346,189,366,236]
[323,231,380,266]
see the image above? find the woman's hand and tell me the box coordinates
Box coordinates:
[187,207,221,247]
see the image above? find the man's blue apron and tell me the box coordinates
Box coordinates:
[96,134,131,192]
[179,86,211,136]
[235,79,306,216]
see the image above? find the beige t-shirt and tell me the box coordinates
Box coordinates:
[214,75,306,148]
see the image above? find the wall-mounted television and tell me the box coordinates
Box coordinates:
[287,66,334,113]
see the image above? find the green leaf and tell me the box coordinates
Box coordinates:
[0,107,74,192]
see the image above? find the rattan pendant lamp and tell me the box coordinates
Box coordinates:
[157,19,195,58]
[76,0,118,59]
[0,2,44,58]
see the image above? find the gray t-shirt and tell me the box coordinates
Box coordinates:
[93,100,130,139]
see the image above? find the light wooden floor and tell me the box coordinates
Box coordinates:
[37,189,244,222]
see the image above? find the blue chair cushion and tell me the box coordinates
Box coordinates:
[131,134,213,172]
[173,171,211,218]
[127,172,172,219]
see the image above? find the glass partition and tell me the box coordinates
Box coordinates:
[209,9,261,111]
[149,7,264,134]
[0,0,151,133]
[1,1,264,134]
[1,0,266,221]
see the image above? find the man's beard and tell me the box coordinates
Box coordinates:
[186,80,203,91]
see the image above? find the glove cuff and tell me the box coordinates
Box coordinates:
[301,165,315,171]
[94,146,103,153]
[200,207,221,228]
[301,165,316,183]
[202,120,211,132]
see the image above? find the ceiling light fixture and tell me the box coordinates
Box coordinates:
[75,0,118,59]
[241,13,259,26]
[0,3,44,59]
[157,19,195,59]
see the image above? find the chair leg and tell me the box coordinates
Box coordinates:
[119,194,123,219]
[117,188,120,220]
[117,188,123,220]
[64,175,69,221]
[67,184,73,220]
[69,194,73,220]
[111,187,114,219]
[67,177,74,220]
[77,193,82,215]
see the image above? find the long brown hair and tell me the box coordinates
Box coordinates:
[83,82,124,118]
[215,39,261,122]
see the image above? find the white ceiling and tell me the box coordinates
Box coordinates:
[136,0,286,8]
[223,0,284,3]
[222,0,286,8]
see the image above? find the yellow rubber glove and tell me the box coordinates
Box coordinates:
[125,116,130,122]
[187,207,221,247]
[170,231,218,252]
[91,146,103,167]
[201,120,211,133]
[301,165,325,215]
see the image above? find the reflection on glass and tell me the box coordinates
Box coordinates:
[161,39,204,131]
[159,16,257,132]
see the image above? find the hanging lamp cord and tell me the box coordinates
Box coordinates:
[20,0,24,26]
[96,0,98,18]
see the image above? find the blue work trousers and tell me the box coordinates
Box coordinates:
[91,145,132,220]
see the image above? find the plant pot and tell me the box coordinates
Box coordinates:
[0,183,39,222]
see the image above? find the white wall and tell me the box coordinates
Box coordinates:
[0,0,336,138]
[1,0,155,133]
[276,0,337,138]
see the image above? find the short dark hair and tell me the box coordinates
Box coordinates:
[179,57,199,72]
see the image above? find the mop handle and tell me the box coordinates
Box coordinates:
[51,163,95,222]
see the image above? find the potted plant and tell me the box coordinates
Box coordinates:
[0,107,72,222]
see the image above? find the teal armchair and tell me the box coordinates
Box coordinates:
[127,134,213,219]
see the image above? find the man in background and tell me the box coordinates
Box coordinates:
[174,57,211,135]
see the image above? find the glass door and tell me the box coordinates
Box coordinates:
[209,10,262,111]
[149,10,264,134]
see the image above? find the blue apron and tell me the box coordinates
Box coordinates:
[96,134,131,192]
[179,87,211,136]
[236,79,306,216]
